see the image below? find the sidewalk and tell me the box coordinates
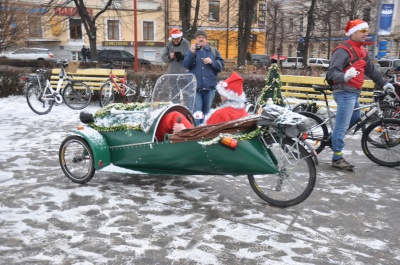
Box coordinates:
[0,96,399,264]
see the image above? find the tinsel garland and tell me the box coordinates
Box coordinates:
[88,102,170,132]
[89,123,143,132]
[259,64,284,106]
[198,127,265,146]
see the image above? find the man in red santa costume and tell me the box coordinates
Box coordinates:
[155,71,248,141]
[326,19,394,170]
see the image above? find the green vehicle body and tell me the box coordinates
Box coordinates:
[71,105,279,175]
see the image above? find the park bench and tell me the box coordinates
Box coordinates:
[50,68,126,91]
[280,75,375,108]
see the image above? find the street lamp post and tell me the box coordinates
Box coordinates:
[372,0,383,61]
[133,0,139,71]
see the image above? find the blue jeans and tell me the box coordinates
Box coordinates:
[194,89,216,125]
[332,91,361,160]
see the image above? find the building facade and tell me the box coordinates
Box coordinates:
[272,0,399,60]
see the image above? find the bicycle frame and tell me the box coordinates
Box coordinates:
[108,72,129,97]
[38,66,70,104]
[315,86,382,135]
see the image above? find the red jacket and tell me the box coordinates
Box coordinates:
[333,39,367,89]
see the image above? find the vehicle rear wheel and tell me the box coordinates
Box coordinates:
[99,82,115,107]
[26,84,54,115]
[59,135,95,184]
[63,81,92,110]
[361,118,400,167]
[248,137,316,207]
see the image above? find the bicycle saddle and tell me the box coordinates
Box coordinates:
[312,85,332,92]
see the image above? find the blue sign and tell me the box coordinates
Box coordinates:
[379,4,394,35]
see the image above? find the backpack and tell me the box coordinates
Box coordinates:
[325,42,361,87]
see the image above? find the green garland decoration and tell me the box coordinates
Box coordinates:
[88,102,170,132]
[198,127,265,146]
[89,123,143,132]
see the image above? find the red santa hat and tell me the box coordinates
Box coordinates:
[216,71,245,101]
[345,19,369,36]
[170,28,183,39]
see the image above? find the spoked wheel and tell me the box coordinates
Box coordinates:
[298,111,329,154]
[361,118,400,167]
[26,84,54,115]
[99,82,115,107]
[248,137,317,207]
[63,81,92,110]
[59,135,95,184]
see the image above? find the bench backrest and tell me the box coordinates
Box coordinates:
[50,68,126,90]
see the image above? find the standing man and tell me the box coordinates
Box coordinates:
[183,30,225,125]
[81,45,88,63]
[326,19,395,171]
[161,28,191,74]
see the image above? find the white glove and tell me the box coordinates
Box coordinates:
[344,67,359,82]
[383,83,395,92]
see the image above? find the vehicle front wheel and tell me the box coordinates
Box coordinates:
[248,137,316,207]
[59,135,95,184]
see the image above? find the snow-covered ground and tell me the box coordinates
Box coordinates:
[0,96,399,264]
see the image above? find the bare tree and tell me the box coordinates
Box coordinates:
[266,1,283,55]
[0,0,29,50]
[42,0,114,61]
[237,0,258,66]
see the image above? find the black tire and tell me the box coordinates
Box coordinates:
[59,135,95,184]
[298,111,329,154]
[291,103,309,112]
[361,118,400,167]
[292,102,319,114]
[26,84,54,115]
[248,137,316,207]
[99,82,115,107]
[63,81,92,110]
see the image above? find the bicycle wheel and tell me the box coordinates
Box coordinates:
[63,81,92,110]
[248,137,316,207]
[26,84,54,115]
[59,135,95,184]
[361,118,400,167]
[125,82,138,103]
[298,111,329,154]
[99,82,115,107]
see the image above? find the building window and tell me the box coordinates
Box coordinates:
[143,21,154,41]
[334,19,341,31]
[289,18,294,33]
[299,19,304,32]
[28,16,42,38]
[107,20,119,40]
[69,18,82,39]
[71,51,80,61]
[208,40,219,50]
[363,8,371,23]
[209,1,219,22]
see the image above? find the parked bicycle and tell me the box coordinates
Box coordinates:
[22,60,92,115]
[299,84,400,167]
[99,63,147,107]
